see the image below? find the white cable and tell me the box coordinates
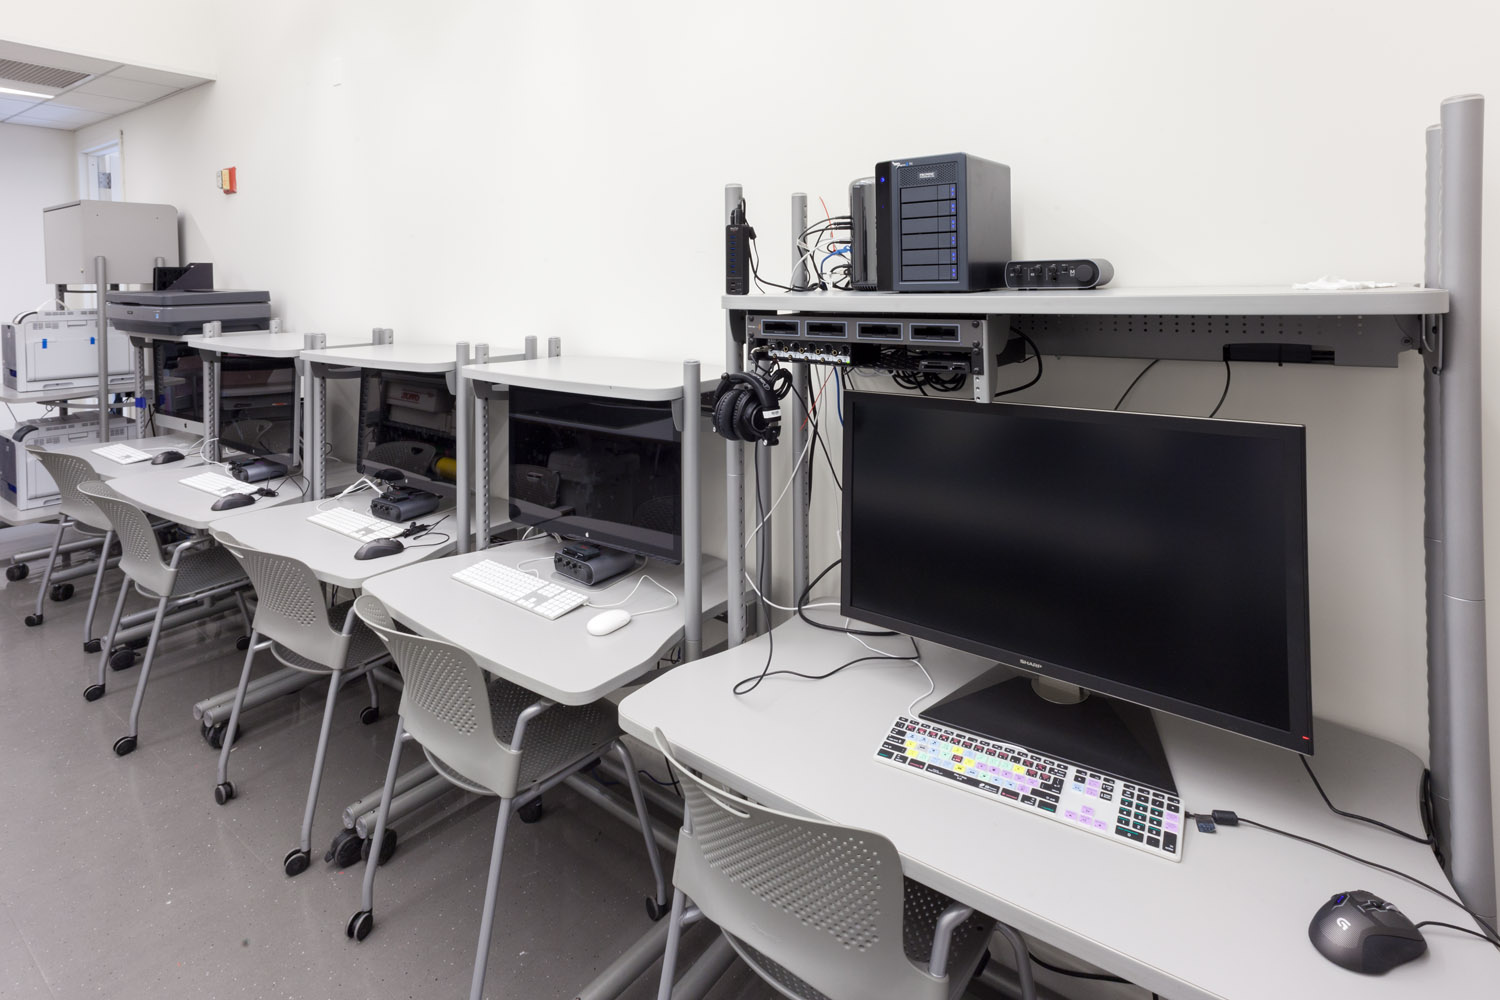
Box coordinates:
[588,573,678,616]
[906,658,936,717]
[516,555,552,578]
[744,430,813,553]
[316,476,381,511]
[742,570,840,612]
[841,623,934,715]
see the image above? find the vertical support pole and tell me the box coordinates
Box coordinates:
[94,256,110,443]
[1436,93,1495,923]
[455,341,473,555]
[682,359,702,663]
[132,341,147,440]
[306,333,327,499]
[1423,123,1450,854]
[291,353,304,473]
[548,336,561,358]
[203,323,221,463]
[472,344,491,550]
[790,192,808,290]
[790,362,810,603]
[725,183,747,647]
[524,336,538,360]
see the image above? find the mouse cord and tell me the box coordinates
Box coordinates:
[1299,756,1433,845]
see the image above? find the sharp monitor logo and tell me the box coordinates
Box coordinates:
[1019,658,1043,670]
[919,172,936,179]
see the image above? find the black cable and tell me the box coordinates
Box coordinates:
[795,559,897,637]
[1208,360,1232,417]
[748,239,804,293]
[1027,952,1130,984]
[733,456,777,694]
[734,649,920,695]
[1300,756,1432,845]
[1113,359,1160,410]
[1416,920,1500,945]
[994,331,1044,397]
[784,379,842,493]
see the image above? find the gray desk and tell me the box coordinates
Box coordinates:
[41,430,203,478]
[363,542,728,704]
[107,457,356,532]
[617,616,1497,1000]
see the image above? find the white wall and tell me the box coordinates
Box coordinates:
[20,0,1500,889]
[0,122,76,426]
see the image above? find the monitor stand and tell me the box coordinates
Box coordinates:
[920,668,1178,794]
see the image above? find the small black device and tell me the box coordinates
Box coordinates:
[354,538,406,560]
[369,485,441,522]
[152,262,214,291]
[710,368,789,446]
[1005,258,1114,290]
[726,199,751,295]
[849,176,878,291]
[1309,891,1427,974]
[10,424,37,441]
[229,457,288,483]
[875,152,1011,292]
[210,492,256,511]
[150,450,185,465]
[554,542,637,587]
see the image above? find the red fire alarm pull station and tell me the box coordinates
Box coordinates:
[218,167,237,193]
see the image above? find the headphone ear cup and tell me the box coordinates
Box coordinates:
[713,385,745,440]
[733,390,765,441]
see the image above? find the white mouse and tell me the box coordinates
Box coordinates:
[586,609,632,636]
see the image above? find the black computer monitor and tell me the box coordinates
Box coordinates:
[219,356,297,457]
[841,392,1312,792]
[356,370,459,496]
[153,339,205,431]
[507,386,682,563]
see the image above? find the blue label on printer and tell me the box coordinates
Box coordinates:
[40,338,46,348]
[90,337,96,344]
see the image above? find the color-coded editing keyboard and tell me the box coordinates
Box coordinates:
[876,715,1185,861]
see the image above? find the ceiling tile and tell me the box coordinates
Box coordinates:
[7,114,74,130]
[0,95,41,117]
[109,66,207,89]
[52,91,137,114]
[73,74,173,102]
[11,103,107,126]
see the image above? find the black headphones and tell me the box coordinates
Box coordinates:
[711,368,790,446]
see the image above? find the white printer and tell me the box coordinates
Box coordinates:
[0,413,132,509]
[3,309,133,394]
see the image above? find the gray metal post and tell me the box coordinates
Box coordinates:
[725,183,747,647]
[1436,93,1495,922]
[790,362,810,603]
[306,333,328,499]
[132,341,147,439]
[790,192,808,290]
[455,342,473,555]
[548,336,561,357]
[94,256,110,443]
[473,344,491,550]
[1423,122,1450,841]
[682,360,703,662]
[524,335,538,360]
[754,367,773,631]
[204,335,221,464]
[668,934,737,1000]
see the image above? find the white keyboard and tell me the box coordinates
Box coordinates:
[181,472,255,497]
[452,559,589,620]
[93,444,153,464]
[307,507,405,542]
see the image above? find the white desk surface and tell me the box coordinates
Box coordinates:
[107,457,356,532]
[208,493,468,590]
[40,431,203,478]
[363,542,728,705]
[0,494,58,526]
[184,330,371,358]
[726,284,1450,317]
[462,356,717,401]
[617,616,1496,1000]
[302,341,526,374]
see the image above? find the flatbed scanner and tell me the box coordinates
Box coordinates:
[105,289,271,338]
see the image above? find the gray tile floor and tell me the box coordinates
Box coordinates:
[0,530,764,1000]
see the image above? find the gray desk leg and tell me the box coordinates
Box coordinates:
[754,370,773,632]
[455,342,472,555]
[683,360,702,661]
[94,257,110,443]
[132,342,146,439]
[790,361,810,603]
[725,184,747,648]
[1435,93,1495,922]
[472,344,490,550]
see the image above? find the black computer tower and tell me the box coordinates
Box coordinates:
[875,153,1011,292]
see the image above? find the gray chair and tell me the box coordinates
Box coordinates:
[76,481,252,755]
[349,594,668,1000]
[211,532,388,878]
[652,730,1025,1000]
[367,440,437,477]
[22,447,115,643]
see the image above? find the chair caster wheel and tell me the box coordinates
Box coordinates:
[109,649,137,671]
[359,705,379,725]
[347,909,373,941]
[84,638,102,654]
[283,848,311,877]
[49,583,74,602]
[236,635,251,651]
[518,797,544,824]
[214,782,235,805]
[325,828,363,867]
[5,564,27,581]
[83,684,106,702]
[23,613,42,627]
[645,897,668,922]
[113,736,137,756]
[359,829,398,866]
[206,721,241,750]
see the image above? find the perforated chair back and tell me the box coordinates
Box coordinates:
[512,464,561,507]
[354,594,521,795]
[662,735,966,1000]
[215,532,355,668]
[368,440,437,477]
[77,481,176,596]
[26,447,111,531]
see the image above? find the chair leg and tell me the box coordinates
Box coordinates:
[656,889,691,1000]
[349,717,406,940]
[81,529,113,648]
[28,519,65,624]
[214,631,260,804]
[469,797,515,1000]
[285,668,343,876]
[233,588,252,636]
[87,581,131,699]
[992,922,1036,1000]
[363,669,380,721]
[615,739,669,913]
[115,594,169,755]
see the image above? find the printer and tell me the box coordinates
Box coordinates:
[105,288,271,338]
[3,310,134,394]
[1,413,132,509]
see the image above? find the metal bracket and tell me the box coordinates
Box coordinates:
[1422,315,1445,374]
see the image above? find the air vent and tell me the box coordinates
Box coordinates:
[0,59,89,91]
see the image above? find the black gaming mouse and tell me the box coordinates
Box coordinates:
[210,492,257,511]
[1309,890,1426,974]
[151,450,186,464]
[354,538,405,560]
